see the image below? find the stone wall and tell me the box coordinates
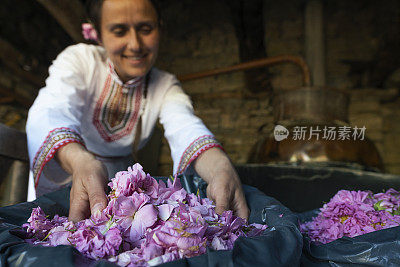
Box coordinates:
[154,0,400,176]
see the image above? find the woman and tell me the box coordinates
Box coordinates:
[26,0,249,222]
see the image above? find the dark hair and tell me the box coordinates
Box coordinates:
[85,0,161,39]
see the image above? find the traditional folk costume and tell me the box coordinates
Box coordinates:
[26,43,222,197]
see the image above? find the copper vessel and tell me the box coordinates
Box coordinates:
[249,87,383,171]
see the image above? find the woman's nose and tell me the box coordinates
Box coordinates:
[127,29,141,51]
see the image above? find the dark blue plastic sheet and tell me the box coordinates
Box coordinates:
[0,177,302,267]
[299,209,400,267]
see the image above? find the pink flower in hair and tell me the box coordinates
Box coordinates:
[82,23,99,42]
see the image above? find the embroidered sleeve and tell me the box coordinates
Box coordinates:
[32,127,85,187]
[176,135,223,175]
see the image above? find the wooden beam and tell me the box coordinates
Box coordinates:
[0,80,34,108]
[0,38,44,88]
[36,0,86,43]
[0,97,14,105]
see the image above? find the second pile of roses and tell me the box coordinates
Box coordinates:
[300,188,400,244]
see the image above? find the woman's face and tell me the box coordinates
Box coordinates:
[100,0,159,82]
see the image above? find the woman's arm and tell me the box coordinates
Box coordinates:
[56,143,108,222]
[26,44,92,191]
[193,147,249,219]
[157,73,249,219]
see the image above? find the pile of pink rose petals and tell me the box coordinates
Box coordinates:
[300,188,400,244]
[23,164,267,266]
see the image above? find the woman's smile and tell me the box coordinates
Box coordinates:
[122,53,147,64]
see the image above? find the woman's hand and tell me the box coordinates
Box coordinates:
[56,143,109,222]
[193,147,249,219]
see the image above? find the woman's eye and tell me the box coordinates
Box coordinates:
[112,28,126,36]
[139,26,153,35]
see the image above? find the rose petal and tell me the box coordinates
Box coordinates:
[158,204,175,221]
[129,204,158,242]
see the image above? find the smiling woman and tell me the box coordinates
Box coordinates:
[100,0,160,81]
[26,0,249,223]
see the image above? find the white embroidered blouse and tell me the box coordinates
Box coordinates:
[26,43,221,196]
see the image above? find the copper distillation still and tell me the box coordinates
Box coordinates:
[179,55,383,171]
[249,86,383,170]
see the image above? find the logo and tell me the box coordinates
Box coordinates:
[272,125,366,141]
[274,125,289,141]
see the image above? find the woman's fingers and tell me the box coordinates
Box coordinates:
[193,147,250,220]
[68,175,108,222]
[68,160,109,222]
[214,185,249,219]
[214,190,231,215]
[233,190,250,219]
[87,173,108,216]
[206,173,249,220]
[69,182,90,222]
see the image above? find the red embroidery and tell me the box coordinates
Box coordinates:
[93,74,142,142]
[32,127,85,187]
[176,135,223,175]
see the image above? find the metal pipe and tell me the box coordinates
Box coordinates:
[177,55,311,86]
[305,0,326,86]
